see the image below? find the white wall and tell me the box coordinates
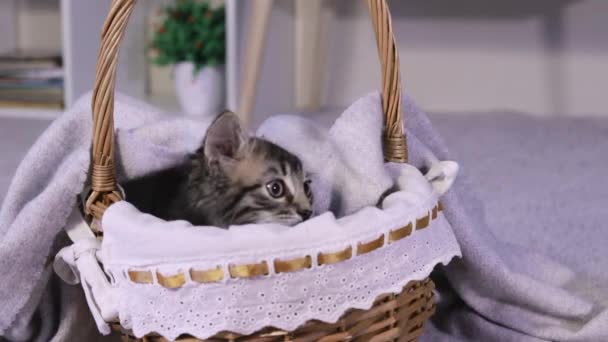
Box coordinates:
[0,1,18,54]
[17,0,62,53]
[561,1,608,117]
[245,0,608,118]
[61,0,147,106]
[326,0,608,117]
[0,0,61,54]
[237,0,296,121]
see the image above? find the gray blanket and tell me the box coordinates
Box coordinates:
[422,111,608,341]
[0,93,210,341]
[1,93,606,341]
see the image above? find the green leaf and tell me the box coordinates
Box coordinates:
[150,0,225,68]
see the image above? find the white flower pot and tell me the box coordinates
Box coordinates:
[174,62,225,117]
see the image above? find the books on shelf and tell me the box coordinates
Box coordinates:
[0,51,64,109]
[0,50,62,68]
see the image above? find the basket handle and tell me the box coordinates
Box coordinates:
[366,0,407,163]
[85,0,407,220]
[86,0,135,219]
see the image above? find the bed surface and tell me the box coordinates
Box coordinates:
[432,112,608,281]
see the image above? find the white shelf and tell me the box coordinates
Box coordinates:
[0,107,62,120]
[3,1,234,114]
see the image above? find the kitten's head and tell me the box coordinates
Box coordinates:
[189,111,313,227]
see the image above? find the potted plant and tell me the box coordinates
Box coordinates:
[151,0,225,117]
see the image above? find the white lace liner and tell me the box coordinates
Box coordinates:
[101,188,461,340]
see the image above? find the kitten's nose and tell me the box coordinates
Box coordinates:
[298,209,312,220]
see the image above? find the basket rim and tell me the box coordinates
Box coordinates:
[101,191,442,287]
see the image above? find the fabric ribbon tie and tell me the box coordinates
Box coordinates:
[54,237,116,335]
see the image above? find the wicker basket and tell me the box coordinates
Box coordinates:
[84,0,436,341]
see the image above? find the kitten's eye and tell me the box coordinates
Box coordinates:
[266,180,285,198]
[304,180,312,199]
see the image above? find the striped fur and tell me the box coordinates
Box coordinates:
[166,112,313,228]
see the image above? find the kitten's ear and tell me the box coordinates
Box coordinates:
[202,111,248,160]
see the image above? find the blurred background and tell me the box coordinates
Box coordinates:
[1,0,606,117]
[1,0,607,199]
[246,0,607,121]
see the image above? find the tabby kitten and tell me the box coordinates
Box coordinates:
[128,111,313,228]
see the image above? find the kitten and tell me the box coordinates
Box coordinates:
[124,111,313,228]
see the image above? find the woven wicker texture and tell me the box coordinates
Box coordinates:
[88,0,432,341]
[366,0,406,163]
[87,0,136,219]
